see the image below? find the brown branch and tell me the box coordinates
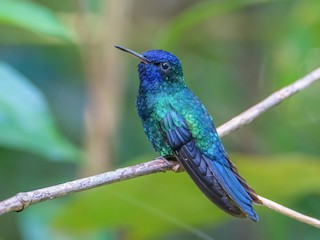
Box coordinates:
[0,158,172,214]
[1,67,320,228]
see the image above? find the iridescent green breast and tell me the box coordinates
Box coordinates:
[138,86,220,157]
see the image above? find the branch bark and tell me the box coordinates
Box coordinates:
[1,67,320,228]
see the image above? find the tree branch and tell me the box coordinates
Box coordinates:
[217,67,320,137]
[257,196,320,228]
[1,67,320,228]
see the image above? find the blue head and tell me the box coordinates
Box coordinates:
[116,46,185,94]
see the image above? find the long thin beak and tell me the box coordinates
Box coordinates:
[115,45,151,64]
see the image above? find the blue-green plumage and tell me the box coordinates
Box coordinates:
[116,45,259,221]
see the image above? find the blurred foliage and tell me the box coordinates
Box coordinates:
[0,63,82,161]
[155,0,275,49]
[1,0,320,240]
[0,0,74,41]
[52,155,320,240]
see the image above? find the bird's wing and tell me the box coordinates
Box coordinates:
[159,110,258,221]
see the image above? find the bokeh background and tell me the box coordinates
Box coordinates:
[0,0,320,239]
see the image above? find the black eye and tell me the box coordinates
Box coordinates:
[159,62,171,72]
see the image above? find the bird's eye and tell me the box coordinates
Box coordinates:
[159,62,171,72]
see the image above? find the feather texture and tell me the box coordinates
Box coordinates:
[116,46,259,221]
[159,110,258,221]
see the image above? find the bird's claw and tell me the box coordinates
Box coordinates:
[171,163,184,173]
[155,156,184,173]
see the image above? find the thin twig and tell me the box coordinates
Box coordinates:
[1,67,320,228]
[0,158,173,215]
[218,67,320,137]
[257,196,320,228]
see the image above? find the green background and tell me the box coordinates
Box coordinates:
[0,0,319,239]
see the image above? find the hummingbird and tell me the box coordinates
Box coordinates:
[115,45,259,221]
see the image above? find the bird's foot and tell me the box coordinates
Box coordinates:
[171,163,184,173]
[155,156,184,173]
[155,156,173,166]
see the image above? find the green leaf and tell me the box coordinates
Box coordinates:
[0,63,82,161]
[0,0,74,41]
[52,154,320,239]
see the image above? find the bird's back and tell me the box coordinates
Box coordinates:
[139,86,259,221]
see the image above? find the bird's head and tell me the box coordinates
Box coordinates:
[116,45,185,93]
